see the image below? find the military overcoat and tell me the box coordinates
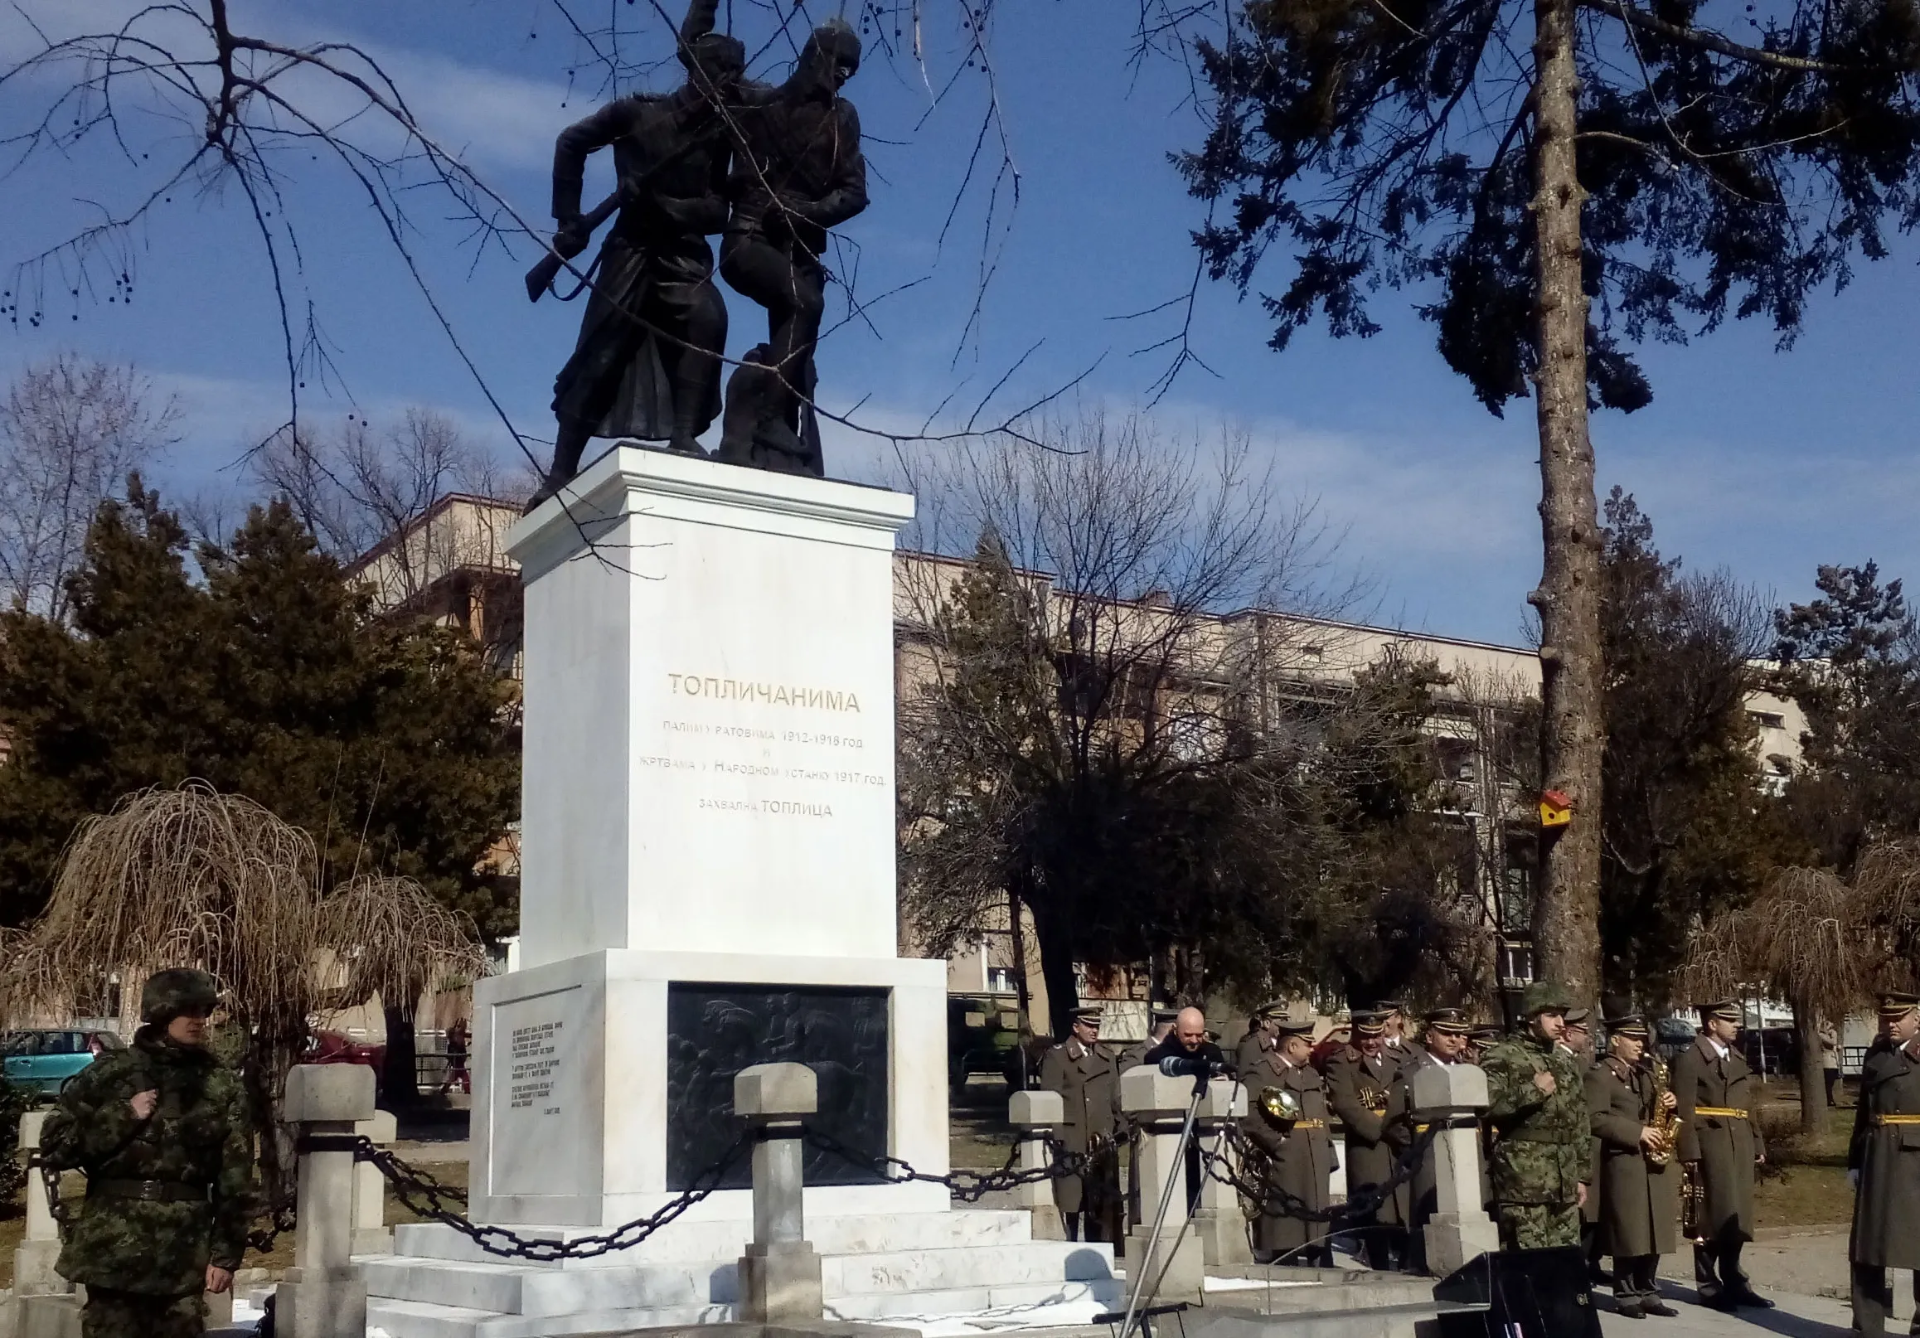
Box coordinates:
[1585,1056,1677,1257]
[1240,1051,1339,1257]
[1039,1039,1122,1215]
[1482,1032,1588,1206]
[1323,1046,1411,1228]
[1848,1038,1920,1269]
[39,1028,252,1296]
[1671,1036,1762,1240]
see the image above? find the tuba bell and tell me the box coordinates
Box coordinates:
[1261,1085,1304,1124]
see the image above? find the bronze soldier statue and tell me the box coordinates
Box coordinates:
[715,17,867,475]
[528,1,746,510]
[1672,999,1769,1310]
[38,969,252,1338]
[1323,1010,1412,1269]
[1039,1005,1123,1243]
[1585,1015,1680,1319]
[1241,1019,1338,1266]
[1849,991,1920,1336]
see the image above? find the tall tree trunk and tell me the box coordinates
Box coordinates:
[1527,0,1604,1005]
[1792,996,1828,1137]
[1030,902,1080,1040]
[381,999,418,1116]
[1007,889,1033,1025]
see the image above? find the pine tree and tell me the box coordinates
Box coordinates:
[0,482,519,936]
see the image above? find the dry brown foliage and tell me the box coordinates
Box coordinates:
[0,780,485,1211]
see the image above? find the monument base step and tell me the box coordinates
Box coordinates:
[365,1228,1120,1338]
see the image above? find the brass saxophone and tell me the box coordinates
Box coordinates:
[1647,1055,1680,1167]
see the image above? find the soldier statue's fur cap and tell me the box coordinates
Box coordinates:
[1519,981,1572,1018]
[140,968,220,1025]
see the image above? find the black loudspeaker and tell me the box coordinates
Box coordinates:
[1431,1246,1603,1338]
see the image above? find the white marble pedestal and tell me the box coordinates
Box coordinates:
[364,448,1124,1338]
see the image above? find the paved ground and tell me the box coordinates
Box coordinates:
[1588,1229,1903,1336]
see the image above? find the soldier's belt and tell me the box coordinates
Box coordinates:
[1693,1107,1749,1120]
[89,1179,210,1204]
[1870,1114,1920,1126]
[1288,1119,1327,1130]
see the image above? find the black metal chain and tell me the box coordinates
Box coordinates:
[247,1204,298,1255]
[31,1156,72,1228]
[803,1128,1092,1203]
[359,1134,750,1261]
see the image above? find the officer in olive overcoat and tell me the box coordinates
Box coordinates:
[1585,1015,1679,1319]
[1323,1011,1412,1269]
[1234,1001,1284,1078]
[1672,999,1768,1310]
[1039,1004,1123,1242]
[1241,1019,1339,1266]
[1849,991,1920,1336]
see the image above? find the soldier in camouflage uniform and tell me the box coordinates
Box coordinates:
[40,969,253,1338]
[1482,982,1589,1250]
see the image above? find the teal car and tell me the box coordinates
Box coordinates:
[2,1028,122,1098]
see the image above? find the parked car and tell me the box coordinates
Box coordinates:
[305,1029,387,1079]
[2,1028,123,1098]
[1740,1026,1798,1077]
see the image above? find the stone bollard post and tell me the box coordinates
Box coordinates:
[1410,1062,1499,1276]
[1189,1076,1252,1266]
[1120,1066,1207,1305]
[274,1064,375,1338]
[15,1111,70,1297]
[733,1063,824,1324]
[350,1110,399,1256]
[1008,1089,1067,1241]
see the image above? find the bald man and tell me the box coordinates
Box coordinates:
[1141,1007,1230,1211]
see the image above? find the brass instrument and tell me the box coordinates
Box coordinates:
[1647,1055,1680,1167]
[1680,1160,1708,1244]
[1360,1081,1388,1116]
[1261,1085,1304,1124]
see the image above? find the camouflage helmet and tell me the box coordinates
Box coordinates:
[1519,981,1572,1019]
[140,968,220,1025]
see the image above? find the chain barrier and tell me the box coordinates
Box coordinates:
[359,1134,749,1261]
[31,1155,72,1227]
[804,1127,1092,1203]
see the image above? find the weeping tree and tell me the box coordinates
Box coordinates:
[1178,0,1920,1000]
[0,782,485,1216]
[1683,846,1920,1134]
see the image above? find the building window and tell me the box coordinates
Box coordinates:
[986,967,1018,996]
[1498,941,1534,988]
[1749,710,1786,730]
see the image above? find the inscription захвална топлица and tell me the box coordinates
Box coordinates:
[509,1019,564,1115]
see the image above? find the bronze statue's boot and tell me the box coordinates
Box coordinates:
[525,424,590,513]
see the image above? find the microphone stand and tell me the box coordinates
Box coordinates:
[1116,1069,1212,1338]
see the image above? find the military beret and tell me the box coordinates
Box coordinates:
[1606,1014,1651,1040]
[1697,999,1743,1024]
[1424,1008,1471,1036]
[141,967,220,1025]
[1519,981,1572,1018]
[1878,991,1919,1021]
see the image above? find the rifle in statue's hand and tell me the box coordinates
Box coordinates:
[524,186,627,303]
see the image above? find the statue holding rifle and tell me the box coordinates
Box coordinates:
[525,1,745,511]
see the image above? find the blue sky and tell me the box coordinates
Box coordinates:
[2,0,1916,646]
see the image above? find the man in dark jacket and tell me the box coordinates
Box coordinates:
[1142,1007,1229,1212]
[1672,999,1768,1310]
[40,969,253,1338]
[1849,991,1920,1336]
